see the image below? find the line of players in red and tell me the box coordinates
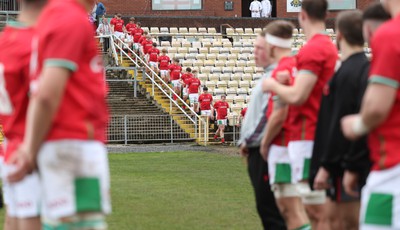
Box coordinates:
[102,15,245,144]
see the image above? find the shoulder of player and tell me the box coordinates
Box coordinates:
[373,22,400,44]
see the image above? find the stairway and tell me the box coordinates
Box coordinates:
[106,72,193,143]
[119,56,206,142]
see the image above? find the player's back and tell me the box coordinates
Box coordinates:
[0,23,34,147]
[290,34,338,141]
[368,15,400,170]
[32,0,109,142]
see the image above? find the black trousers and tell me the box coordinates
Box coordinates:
[247,147,287,230]
[103,37,110,53]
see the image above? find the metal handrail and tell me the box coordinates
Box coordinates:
[111,37,209,145]
[95,35,119,66]
[113,42,196,122]
[111,35,205,124]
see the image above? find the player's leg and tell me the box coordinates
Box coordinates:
[39,141,111,230]
[1,163,41,230]
[220,123,225,143]
[327,175,361,230]
[3,214,17,230]
[289,141,330,230]
[193,95,199,113]
[214,123,221,140]
[268,145,311,229]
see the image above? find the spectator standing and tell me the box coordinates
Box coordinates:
[95,1,106,26]
[261,0,272,18]
[250,0,262,18]
[96,16,112,53]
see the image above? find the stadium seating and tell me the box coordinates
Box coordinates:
[133,26,371,119]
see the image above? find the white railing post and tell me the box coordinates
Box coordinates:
[170,116,173,143]
[111,36,207,133]
[133,67,137,98]
[233,116,236,144]
[151,71,155,97]
[204,119,208,146]
[124,115,128,145]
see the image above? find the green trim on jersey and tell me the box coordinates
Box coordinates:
[45,59,78,72]
[294,223,312,230]
[369,75,399,89]
[274,163,292,183]
[298,70,317,78]
[75,177,102,212]
[7,20,29,28]
[302,158,311,180]
[364,192,393,226]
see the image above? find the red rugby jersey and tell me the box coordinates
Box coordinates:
[0,23,33,161]
[30,0,109,142]
[368,15,400,171]
[289,34,337,141]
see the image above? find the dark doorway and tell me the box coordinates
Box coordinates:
[271,0,277,17]
[242,0,252,17]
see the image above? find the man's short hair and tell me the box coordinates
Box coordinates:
[186,67,192,72]
[153,42,157,47]
[301,0,328,21]
[192,70,198,74]
[336,10,364,46]
[143,31,148,35]
[173,57,180,63]
[137,22,142,27]
[162,48,168,53]
[130,17,135,21]
[117,13,122,18]
[363,2,391,22]
[264,20,294,39]
[203,87,208,91]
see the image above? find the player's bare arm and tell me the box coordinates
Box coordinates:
[8,67,70,182]
[262,72,317,105]
[260,101,288,161]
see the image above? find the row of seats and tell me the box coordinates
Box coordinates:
[165,46,254,55]
[143,27,336,36]
[198,73,262,82]
[179,59,257,68]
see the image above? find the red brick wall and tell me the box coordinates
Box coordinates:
[104,0,242,17]
[106,0,376,18]
[276,0,377,18]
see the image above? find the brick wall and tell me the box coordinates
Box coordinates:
[104,0,241,17]
[277,0,377,18]
[106,0,377,18]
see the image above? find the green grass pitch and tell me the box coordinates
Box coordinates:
[0,151,262,229]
